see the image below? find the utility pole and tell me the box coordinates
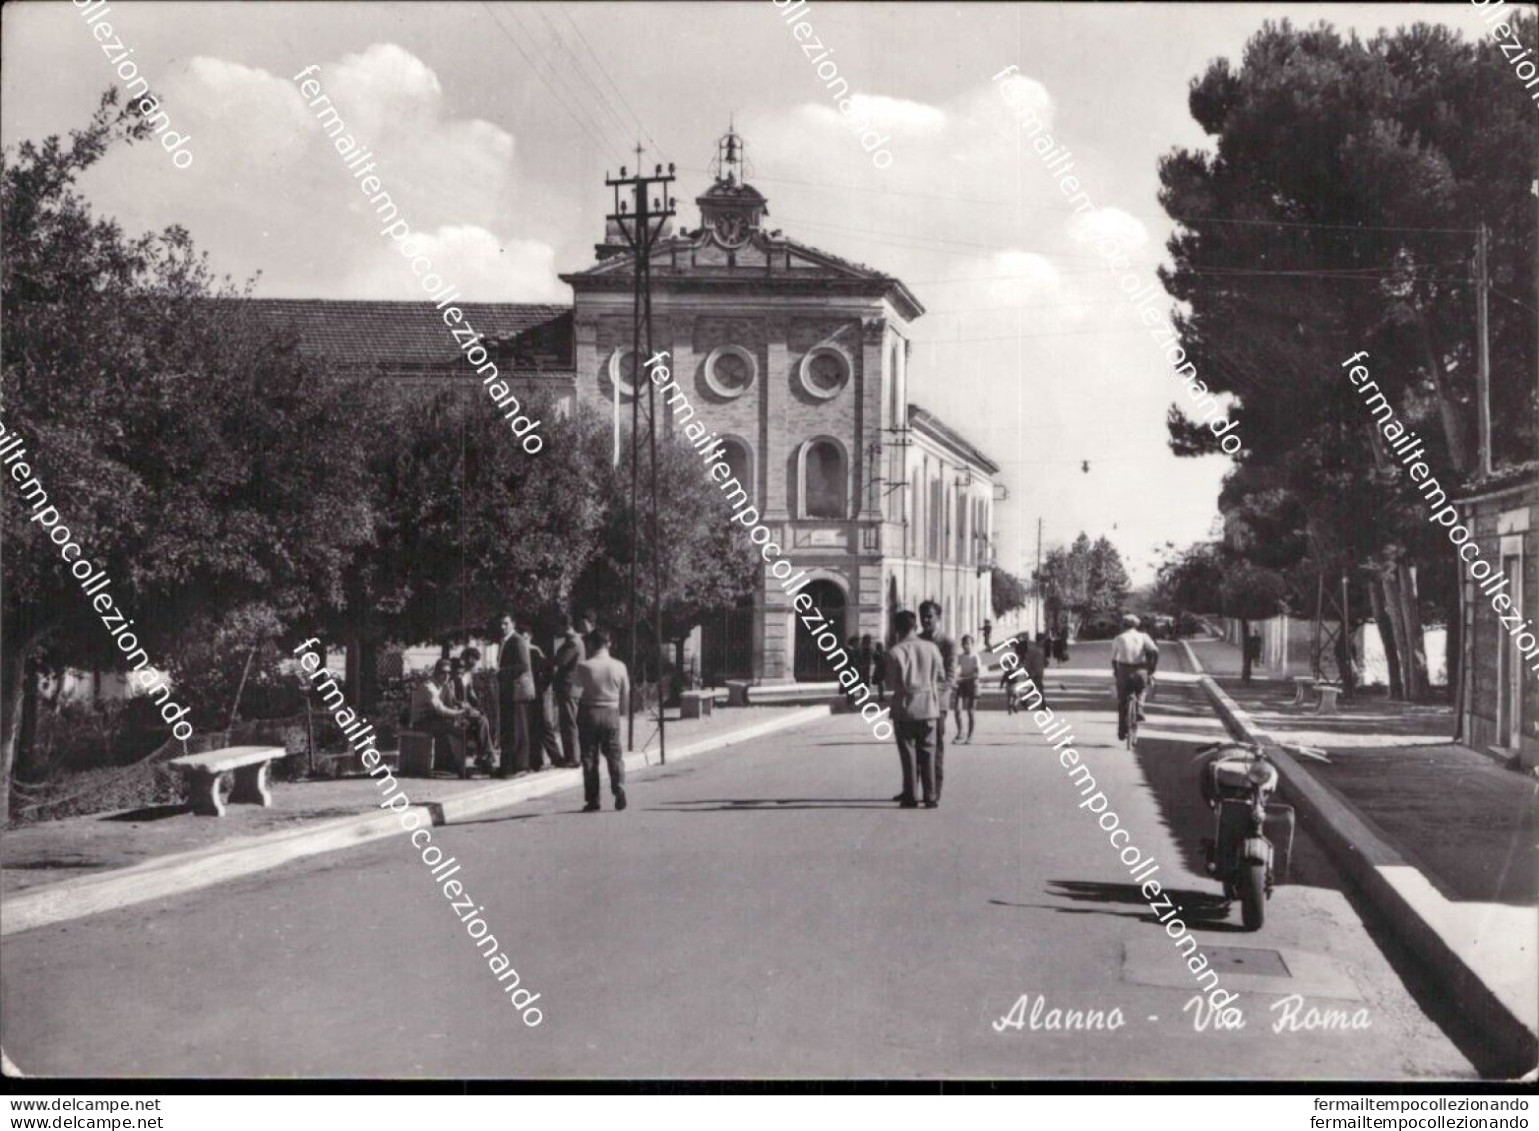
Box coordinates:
[1475,222,1493,478]
[1034,517,1043,636]
[606,151,676,757]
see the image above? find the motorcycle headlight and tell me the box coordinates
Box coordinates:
[1246,761,1272,785]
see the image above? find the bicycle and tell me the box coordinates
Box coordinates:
[1123,670,1151,751]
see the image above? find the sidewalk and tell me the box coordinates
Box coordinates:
[1184,638,1537,1072]
[0,703,825,909]
[1187,638,1535,904]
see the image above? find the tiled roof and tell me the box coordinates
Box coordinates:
[909,404,999,474]
[233,299,573,369]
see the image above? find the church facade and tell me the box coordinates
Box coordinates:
[251,135,1000,684]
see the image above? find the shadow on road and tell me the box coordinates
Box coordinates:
[1039,880,1247,931]
[102,804,190,822]
[656,798,900,811]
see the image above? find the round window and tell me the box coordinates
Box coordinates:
[607,347,638,396]
[704,345,757,399]
[799,346,851,399]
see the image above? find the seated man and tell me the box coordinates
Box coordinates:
[410,659,475,774]
[453,648,497,765]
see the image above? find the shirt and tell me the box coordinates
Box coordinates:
[410,679,462,727]
[957,654,980,680]
[575,652,630,710]
[920,630,957,691]
[1111,629,1160,666]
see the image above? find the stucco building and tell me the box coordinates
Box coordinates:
[1454,464,1539,767]
[252,131,1001,685]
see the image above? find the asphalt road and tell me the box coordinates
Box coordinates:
[0,643,1474,1079]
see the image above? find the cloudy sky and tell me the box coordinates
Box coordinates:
[1,1,1492,583]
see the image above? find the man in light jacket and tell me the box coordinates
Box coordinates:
[885,608,946,809]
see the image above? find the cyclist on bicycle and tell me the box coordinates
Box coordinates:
[1111,614,1160,742]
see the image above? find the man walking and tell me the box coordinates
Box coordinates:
[885,609,945,809]
[918,600,957,802]
[575,627,629,812]
[496,612,536,777]
[551,612,590,769]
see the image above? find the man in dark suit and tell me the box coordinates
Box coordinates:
[528,635,564,772]
[551,612,590,769]
[496,612,536,777]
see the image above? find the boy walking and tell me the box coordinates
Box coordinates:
[954,635,979,742]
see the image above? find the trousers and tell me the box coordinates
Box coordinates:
[578,706,625,804]
[1114,664,1150,738]
[532,689,562,769]
[894,719,936,803]
[555,691,581,766]
[501,700,533,774]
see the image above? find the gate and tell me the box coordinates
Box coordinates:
[701,604,755,686]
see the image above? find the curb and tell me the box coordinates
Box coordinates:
[1,705,833,937]
[1186,644,1538,1077]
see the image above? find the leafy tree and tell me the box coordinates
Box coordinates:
[319,386,612,707]
[991,566,1029,619]
[1,92,375,799]
[1220,560,1291,683]
[1038,532,1131,633]
[1153,541,1226,616]
[572,422,758,684]
[1156,16,1537,699]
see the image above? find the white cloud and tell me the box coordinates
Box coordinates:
[80,43,560,302]
[336,224,567,303]
[1068,206,1150,252]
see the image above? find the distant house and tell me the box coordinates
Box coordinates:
[1453,463,1539,767]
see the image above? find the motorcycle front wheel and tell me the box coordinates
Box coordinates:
[1239,862,1266,930]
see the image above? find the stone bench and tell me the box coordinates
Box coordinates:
[1314,683,1342,715]
[680,690,714,719]
[169,745,285,817]
[1290,676,1318,707]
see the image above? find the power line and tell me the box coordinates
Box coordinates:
[780,214,1112,262]
[682,163,1479,235]
[1492,287,1538,314]
[561,5,668,163]
[508,4,632,156]
[479,2,625,162]
[537,6,633,144]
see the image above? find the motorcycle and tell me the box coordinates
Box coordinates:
[1193,741,1312,930]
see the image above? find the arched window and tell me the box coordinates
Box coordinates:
[800,439,847,519]
[720,437,752,498]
